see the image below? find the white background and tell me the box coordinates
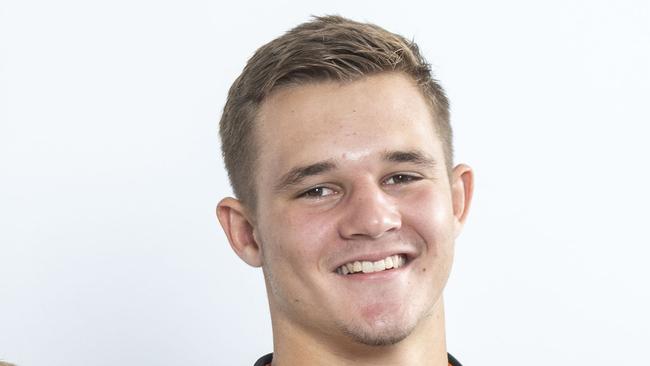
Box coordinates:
[1,0,649,365]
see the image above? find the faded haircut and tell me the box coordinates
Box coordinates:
[219,15,452,210]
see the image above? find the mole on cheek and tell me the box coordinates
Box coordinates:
[422,268,427,272]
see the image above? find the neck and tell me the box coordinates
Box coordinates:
[270,298,448,366]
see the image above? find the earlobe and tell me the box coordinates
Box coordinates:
[451,164,474,237]
[216,197,263,267]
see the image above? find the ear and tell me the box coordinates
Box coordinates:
[450,164,474,238]
[216,197,263,267]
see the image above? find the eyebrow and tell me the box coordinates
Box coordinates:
[274,160,338,192]
[273,149,437,192]
[382,150,437,168]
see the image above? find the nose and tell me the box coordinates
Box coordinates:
[338,184,402,240]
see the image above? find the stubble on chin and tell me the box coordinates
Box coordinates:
[334,307,422,347]
[339,323,413,347]
[334,293,444,348]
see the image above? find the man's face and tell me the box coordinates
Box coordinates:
[251,72,466,345]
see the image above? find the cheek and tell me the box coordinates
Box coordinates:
[400,188,456,306]
[259,207,341,311]
[261,206,337,273]
[402,186,455,256]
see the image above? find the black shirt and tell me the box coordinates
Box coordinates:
[253,352,462,365]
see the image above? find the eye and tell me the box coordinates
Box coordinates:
[384,174,421,185]
[299,186,337,199]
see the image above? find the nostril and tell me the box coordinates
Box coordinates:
[339,214,401,239]
[337,189,401,239]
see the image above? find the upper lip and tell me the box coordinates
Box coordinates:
[331,248,417,272]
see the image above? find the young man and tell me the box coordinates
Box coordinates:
[216,15,473,366]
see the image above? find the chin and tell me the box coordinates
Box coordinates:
[333,305,419,347]
[338,320,415,347]
[332,292,440,347]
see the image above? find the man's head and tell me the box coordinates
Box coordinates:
[219,15,452,211]
[217,15,473,351]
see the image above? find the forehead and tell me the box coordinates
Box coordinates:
[255,72,442,183]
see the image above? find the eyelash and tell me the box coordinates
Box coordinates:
[298,173,422,199]
[384,174,421,185]
[300,186,336,199]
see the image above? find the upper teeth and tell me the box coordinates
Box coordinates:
[336,254,406,275]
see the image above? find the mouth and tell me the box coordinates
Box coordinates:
[335,254,408,276]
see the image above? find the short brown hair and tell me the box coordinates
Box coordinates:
[219,15,452,209]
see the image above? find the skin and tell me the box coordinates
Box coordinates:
[218,72,473,366]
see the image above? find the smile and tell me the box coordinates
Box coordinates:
[335,254,407,275]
